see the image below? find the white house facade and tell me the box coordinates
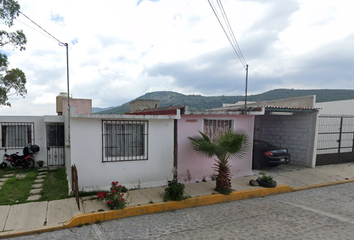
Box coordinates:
[65,110,177,191]
[0,115,64,167]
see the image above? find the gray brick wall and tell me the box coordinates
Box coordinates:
[255,111,317,166]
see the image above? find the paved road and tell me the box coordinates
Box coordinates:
[8,182,354,240]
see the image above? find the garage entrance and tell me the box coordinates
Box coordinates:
[316,116,354,166]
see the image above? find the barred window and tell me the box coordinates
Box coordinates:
[203,119,233,139]
[1,122,35,149]
[102,120,148,162]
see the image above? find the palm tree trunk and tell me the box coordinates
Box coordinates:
[215,160,231,192]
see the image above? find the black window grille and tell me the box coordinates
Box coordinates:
[1,122,35,149]
[102,120,148,162]
[47,124,65,147]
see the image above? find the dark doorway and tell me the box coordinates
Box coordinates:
[46,123,65,166]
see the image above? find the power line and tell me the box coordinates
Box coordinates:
[18,10,65,46]
[207,0,247,69]
[15,18,57,43]
[17,10,72,146]
[217,0,246,66]
[207,0,249,110]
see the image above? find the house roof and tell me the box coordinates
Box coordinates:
[264,106,320,112]
[126,105,265,116]
[125,105,186,116]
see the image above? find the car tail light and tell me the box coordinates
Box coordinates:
[264,151,273,156]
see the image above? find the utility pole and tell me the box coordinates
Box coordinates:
[65,43,71,149]
[244,64,249,111]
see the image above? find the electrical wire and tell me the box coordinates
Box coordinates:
[218,0,246,66]
[207,0,247,69]
[15,18,57,43]
[18,10,66,47]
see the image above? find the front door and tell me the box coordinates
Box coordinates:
[46,123,65,166]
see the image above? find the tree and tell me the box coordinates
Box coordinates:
[0,0,27,106]
[188,130,249,194]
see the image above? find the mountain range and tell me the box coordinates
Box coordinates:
[94,89,354,114]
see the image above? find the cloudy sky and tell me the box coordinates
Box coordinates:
[1,0,353,115]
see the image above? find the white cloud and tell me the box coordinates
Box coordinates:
[1,0,353,115]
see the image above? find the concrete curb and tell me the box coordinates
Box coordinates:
[64,185,293,228]
[293,178,354,191]
[0,185,293,239]
[1,180,353,239]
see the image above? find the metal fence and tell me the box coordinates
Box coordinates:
[316,116,354,165]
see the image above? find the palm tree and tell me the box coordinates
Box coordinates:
[188,129,249,194]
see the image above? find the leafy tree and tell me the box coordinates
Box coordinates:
[0,0,27,106]
[188,130,249,194]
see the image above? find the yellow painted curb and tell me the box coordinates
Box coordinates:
[0,225,65,239]
[293,178,354,191]
[3,180,354,239]
[63,185,294,228]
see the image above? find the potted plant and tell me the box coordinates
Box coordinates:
[256,171,277,188]
[37,160,44,167]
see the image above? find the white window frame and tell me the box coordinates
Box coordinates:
[102,120,148,162]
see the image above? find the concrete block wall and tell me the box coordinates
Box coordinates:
[255,111,317,167]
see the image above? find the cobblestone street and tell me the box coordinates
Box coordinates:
[8,182,354,240]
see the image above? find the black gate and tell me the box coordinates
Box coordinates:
[46,123,65,166]
[316,116,354,166]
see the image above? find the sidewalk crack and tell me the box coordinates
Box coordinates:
[2,205,11,231]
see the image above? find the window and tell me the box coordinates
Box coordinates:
[203,119,232,139]
[47,124,65,147]
[102,120,148,162]
[1,122,34,149]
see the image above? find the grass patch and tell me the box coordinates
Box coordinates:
[40,168,69,201]
[0,167,34,178]
[0,169,38,205]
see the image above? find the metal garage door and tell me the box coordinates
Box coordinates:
[316,116,354,166]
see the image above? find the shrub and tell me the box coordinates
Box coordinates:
[97,181,128,210]
[257,171,274,183]
[163,179,185,201]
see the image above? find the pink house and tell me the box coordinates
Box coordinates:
[127,101,264,184]
[177,110,264,183]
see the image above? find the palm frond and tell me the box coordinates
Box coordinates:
[188,135,215,158]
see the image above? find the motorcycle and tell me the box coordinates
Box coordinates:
[0,144,40,169]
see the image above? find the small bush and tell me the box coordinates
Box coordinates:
[163,179,185,201]
[257,171,274,183]
[97,181,128,210]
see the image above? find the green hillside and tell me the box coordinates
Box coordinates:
[96,89,354,114]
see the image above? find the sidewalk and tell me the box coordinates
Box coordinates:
[2,163,354,238]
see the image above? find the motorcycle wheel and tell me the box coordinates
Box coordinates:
[27,158,35,168]
[0,162,7,169]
